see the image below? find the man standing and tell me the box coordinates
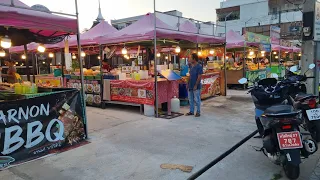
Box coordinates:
[186,53,203,117]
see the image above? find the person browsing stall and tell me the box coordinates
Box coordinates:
[186,53,203,117]
[2,60,18,83]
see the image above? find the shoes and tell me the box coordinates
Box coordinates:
[195,113,200,117]
[185,112,194,116]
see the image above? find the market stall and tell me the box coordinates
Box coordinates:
[10,20,118,107]
[0,0,87,170]
[94,13,225,116]
[225,30,271,86]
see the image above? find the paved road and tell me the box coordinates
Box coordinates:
[1,93,319,180]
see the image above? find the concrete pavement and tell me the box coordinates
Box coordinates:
[0,92,319,180]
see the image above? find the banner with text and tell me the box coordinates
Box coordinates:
[0,89,87,170]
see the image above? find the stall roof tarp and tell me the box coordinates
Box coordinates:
[226,30,258,48]
[95,13,224,45]
[0,0,77,36]
[10,21,117,52]
[271,44,301,52]
[179,20,204,34]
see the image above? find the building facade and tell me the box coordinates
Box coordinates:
[216,0,303,43]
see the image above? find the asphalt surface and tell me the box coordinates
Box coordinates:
[1,90,319,180]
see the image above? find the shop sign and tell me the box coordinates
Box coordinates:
[270,26,281,45]
[280,39,293,47]
[0,90,87,170]
[245,32,271,44]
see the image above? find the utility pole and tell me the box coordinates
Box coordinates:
[301,0,318,95]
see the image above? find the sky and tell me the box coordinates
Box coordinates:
[20,0,220,31]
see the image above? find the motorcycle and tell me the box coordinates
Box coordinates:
[238,77,318,180]
[281,64,320,142]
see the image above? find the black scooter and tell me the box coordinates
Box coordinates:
[238,77,318,180]
[281,64,320,142]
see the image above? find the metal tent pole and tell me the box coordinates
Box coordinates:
[154,0,158,118]
[23,45,30,81]
[75,0,88,137]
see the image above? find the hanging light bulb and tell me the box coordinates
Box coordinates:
[72,54,76,59]
[249,51,254,56]
[298,53,302,57]
[122,47,127,55]
[37,44,46,53]
[175,46,181,53]
[261,54,265,57]
[275,56,279,59]
[21,54,26,60]
[273,51,277,55]
[42,61,46,64]
[50,63,52,65]
[285,51,289,54]
[48,53,54,58]
[261,51,265,54]
[1,35,12,49]
[165,56,168,60]
[0,49,5,57]
[15,62,18,65]
[98,56,101,60]
[81,51,86,57]
[198,51,202,56]
[209,49,214,55]
[157,53,161,57]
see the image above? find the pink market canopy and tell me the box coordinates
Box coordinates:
[226,30,258,48]
[0,0,77,46]
[179,20,204,34]
[271,44,301,52]
[10,21,117,53]
[95,13,224,45]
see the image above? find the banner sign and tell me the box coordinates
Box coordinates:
[270,26,281,45]
[67,79,102,106]
[259,43,271,52]
[245,32,271,44]
[111,80,154,105]
[0,89,87,170]
[200,73,221,99]
[246,69,268,87]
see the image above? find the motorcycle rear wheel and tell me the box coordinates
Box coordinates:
[283,162,300,180]
[308,121,320,142]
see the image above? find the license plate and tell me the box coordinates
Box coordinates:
[306,108,320,121]
[277,131,303,150]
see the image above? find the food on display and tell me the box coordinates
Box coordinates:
[86,84,94,93]
[86,94,93,103]
[93,95,101,104]
[93,84,100,93]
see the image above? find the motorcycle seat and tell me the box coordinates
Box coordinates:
[264,105,299,117]
[295,93,317,102]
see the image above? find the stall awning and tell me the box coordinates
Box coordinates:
[95,13,224,45]
[0,0,77,45]
[10,21,117,53]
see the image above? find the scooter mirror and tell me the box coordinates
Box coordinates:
[270,73,279,79]
[309,63,316,70]
[290,65,298,72]
[238,78,248,84]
